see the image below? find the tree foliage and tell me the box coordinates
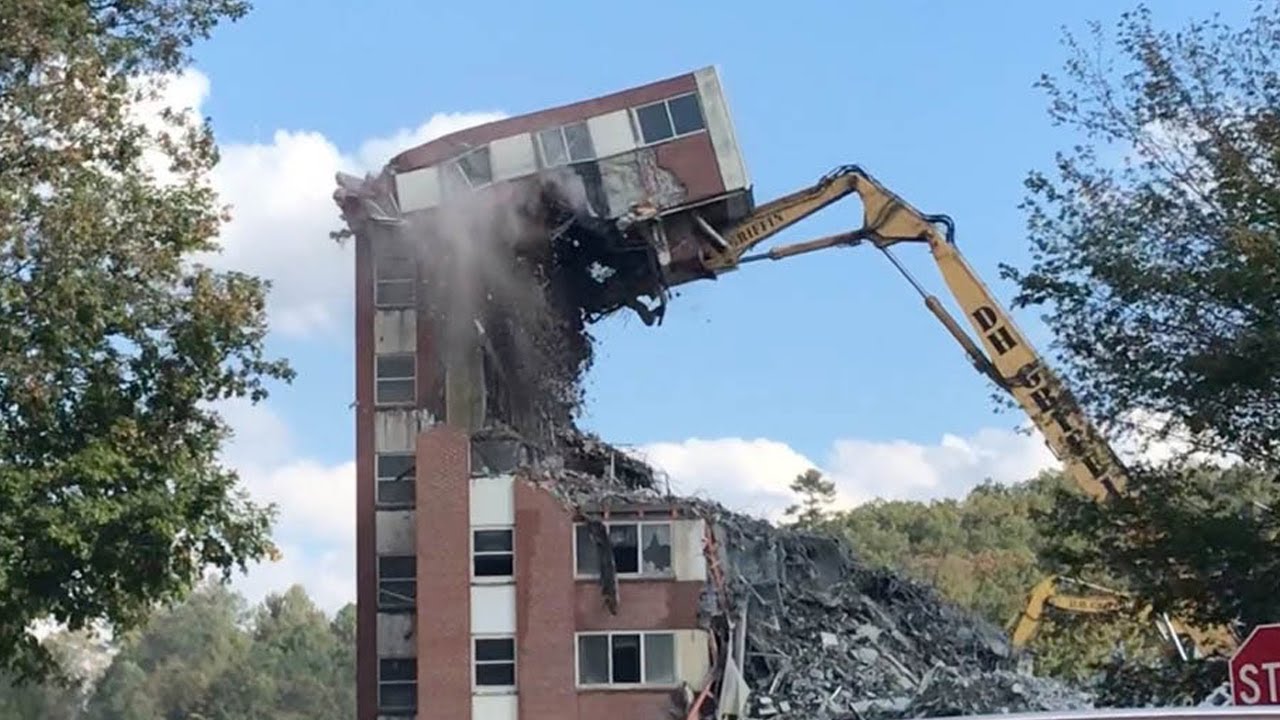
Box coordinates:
[1005,2,1280,464]
[783,468,836,528]
[0,582,357,720]
[1005,1,1280,686]
[0,0,291,680]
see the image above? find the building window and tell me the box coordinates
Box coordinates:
[474,636,516,688]
[375,353,415,406]
[575,520,672,577]
[378,657,417,712]
[536,121,595,167]
[452,145,493,188]
[374,246,415,308]
[473,528,514,578]
[378,555,416,610]
[577,632,676,687]
[376,453,415,507]
[634,93,705,145]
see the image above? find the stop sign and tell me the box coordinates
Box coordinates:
[1231,624,1280,705]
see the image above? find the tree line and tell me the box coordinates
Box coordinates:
[0,583,355,720]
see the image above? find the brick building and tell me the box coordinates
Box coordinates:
[333,66,754,720]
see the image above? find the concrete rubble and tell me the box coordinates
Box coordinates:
[518,436,1095,719]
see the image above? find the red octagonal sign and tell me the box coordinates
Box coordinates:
[1232,624,1280,705]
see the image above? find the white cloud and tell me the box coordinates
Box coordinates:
[639,425,1057,523]
[138,69,506,338]
[216,399,355,613]
[641,411,1238,523]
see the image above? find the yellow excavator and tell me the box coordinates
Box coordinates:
[676,165,1125,501]
[1007,575,1239,660]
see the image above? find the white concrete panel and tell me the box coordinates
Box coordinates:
[587,110,637,159]
[377,613,416,657]
[673,518,707,581]
[374,409,419,453]
[374,310,416,354]
[471,584,516,635]
[376,510,416,554]
[395,165,442,211]
[472,693,518,720]
[490,134,537,182]
[695,66,750,192]
[675,629,711,687]
[470,475,514,526]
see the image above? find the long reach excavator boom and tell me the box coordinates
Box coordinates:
[678,165,1128,501]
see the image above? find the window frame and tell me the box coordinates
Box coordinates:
[536,121,595,168]
[472,634,517,692]
[471,526,515,582]
[452,145,493,189]
[374,352,416,407]
[372,245,416,309]
[377,656,418,713]
[377,554,416,611]
[572,519,674,579]
[632,93,706,146]
[375,452,416,509]
[574,630,678,689]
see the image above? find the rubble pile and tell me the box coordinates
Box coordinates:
[524,441,1094,719]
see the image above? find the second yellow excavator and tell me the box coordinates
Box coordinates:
[1007,575,1239,660]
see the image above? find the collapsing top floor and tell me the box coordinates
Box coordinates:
[332,66,757,441]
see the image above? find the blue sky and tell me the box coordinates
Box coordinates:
[172,1,1242,606]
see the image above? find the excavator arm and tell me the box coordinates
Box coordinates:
[688,165,1128,501]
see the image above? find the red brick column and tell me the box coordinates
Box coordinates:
[515,480,578,720]
[417,426,472,720]
[355,236,377,720]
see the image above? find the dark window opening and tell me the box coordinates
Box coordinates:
[378,657,417,711]
[377,555,416,610]
[473,528,514,578]
[668,93,705,135]
[609,524,638,574]
[474,637,515,687]
[636,102,673,144]
[611,633,642,683]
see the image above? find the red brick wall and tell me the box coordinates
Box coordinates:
[416,426,472,720]
[575,579,704,631]
[655,132,725,200]
[354,235,376,720]
[515,480,578,720]
[578,692,675,720]
[516,479,705,720]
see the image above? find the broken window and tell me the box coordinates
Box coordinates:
[377,555,416,610]
[635,93,706,145]
[537,121,595,168]
[473,636,516,688]
[453,146,493,188]
[472,528,514,578]
[376,453,415,507]
[373,244,415,307]
[378,657,417,712]
[576,632,677,686]
[375,353,415,406]
[575,520,672,577]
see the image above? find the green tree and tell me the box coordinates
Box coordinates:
[783,468,837,528]
[1006,2,1280,465]
[0,0,291,681]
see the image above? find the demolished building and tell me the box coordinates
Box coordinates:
[333,65,1092,720]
